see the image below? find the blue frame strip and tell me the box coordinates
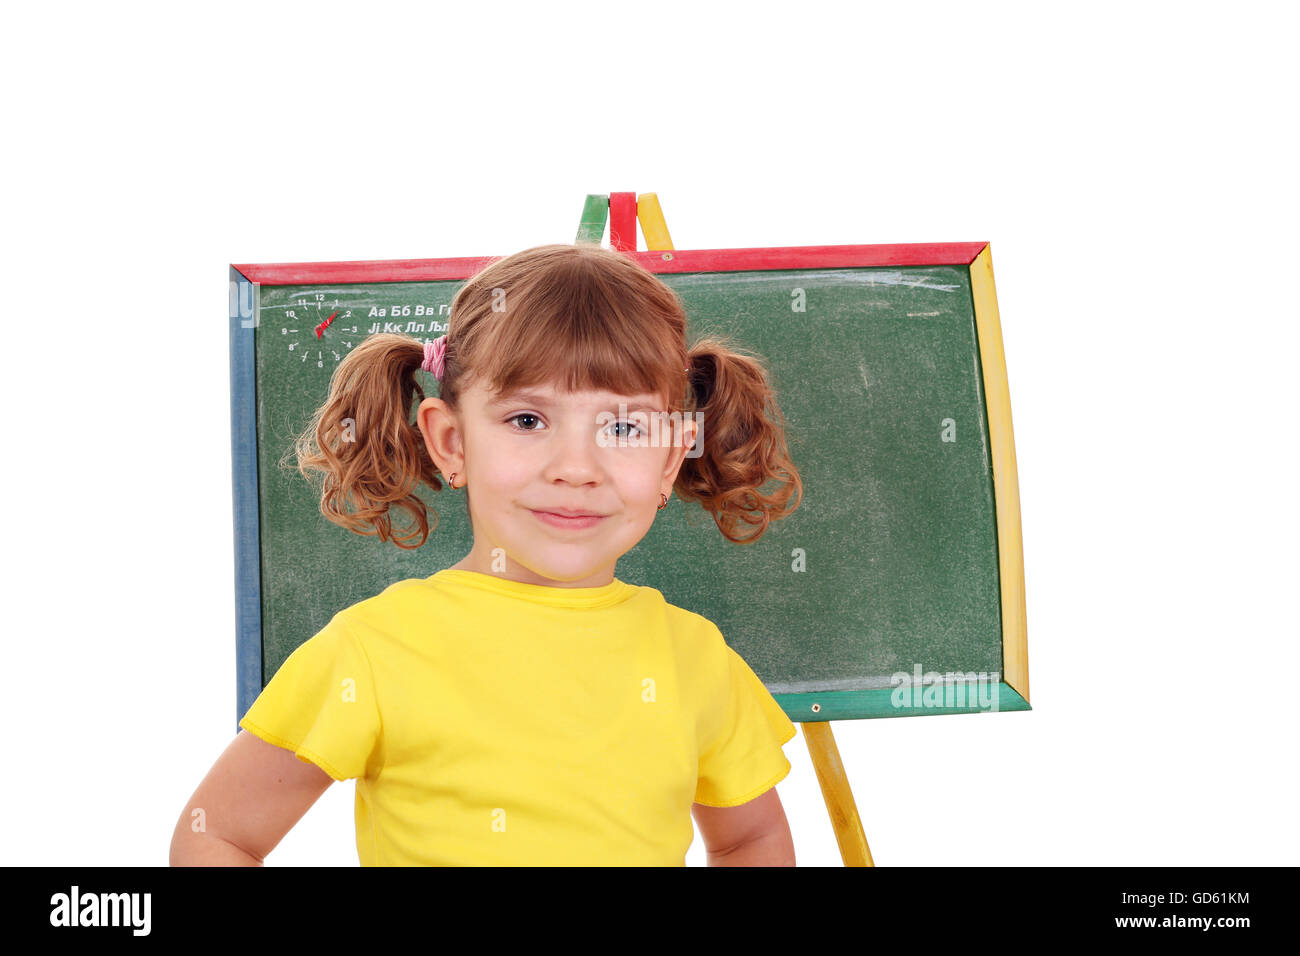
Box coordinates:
[229,266,263,732]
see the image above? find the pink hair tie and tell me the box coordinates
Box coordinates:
[422,335,448,379]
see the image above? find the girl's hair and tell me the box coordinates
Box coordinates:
[283,243,803,549]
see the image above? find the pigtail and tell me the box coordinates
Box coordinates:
[676,337,804,544]
[280,333,446,549]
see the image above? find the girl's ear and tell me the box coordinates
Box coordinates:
[417,396,465,480]
[661,413,700,482]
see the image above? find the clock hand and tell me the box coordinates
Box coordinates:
[314,311,339,339]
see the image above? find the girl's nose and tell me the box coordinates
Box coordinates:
[540,418,604,485]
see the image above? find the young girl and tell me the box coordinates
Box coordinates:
[171,243,804,866]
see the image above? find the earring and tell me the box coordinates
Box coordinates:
[657,492,668,511]
[448,473,459,489]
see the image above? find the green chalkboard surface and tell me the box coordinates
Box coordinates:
[230,242,1029,728]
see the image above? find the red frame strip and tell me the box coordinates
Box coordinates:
[232,242,989,286]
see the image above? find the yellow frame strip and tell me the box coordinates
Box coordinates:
[969,245,1029,702]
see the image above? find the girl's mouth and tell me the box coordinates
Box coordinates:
[530,510,607,530]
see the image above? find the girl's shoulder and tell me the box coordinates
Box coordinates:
[652,600,733,662]
[325,576,439,645]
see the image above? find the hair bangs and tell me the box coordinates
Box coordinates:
[471,258,687,410]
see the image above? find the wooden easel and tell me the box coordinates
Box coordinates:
[580,191,875,867]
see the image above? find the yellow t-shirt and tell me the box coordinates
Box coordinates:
[238,568,797,866]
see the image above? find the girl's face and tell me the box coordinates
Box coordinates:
[418,379,698,588]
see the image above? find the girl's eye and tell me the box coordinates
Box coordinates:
[613,421,644,439]
[506,413,544,431]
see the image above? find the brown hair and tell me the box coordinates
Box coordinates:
[282,243,803,549]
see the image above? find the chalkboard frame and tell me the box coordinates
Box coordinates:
[229,242,1029,730]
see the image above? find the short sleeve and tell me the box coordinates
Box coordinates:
[238,616,383,782]
[694,642,798,808]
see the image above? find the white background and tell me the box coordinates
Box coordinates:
[3,0,1296,867]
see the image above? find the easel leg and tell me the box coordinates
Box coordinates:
[801,721,873,866]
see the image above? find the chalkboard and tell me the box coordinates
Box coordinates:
[229,242,1029,730]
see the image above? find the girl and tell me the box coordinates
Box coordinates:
[171,243,804,866]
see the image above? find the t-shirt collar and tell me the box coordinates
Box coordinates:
[431,569,636,609]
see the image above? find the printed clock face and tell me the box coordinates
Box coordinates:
[276,290,362,369]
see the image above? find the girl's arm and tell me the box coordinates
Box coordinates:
[692,787,795,866]
[169,729,335,866]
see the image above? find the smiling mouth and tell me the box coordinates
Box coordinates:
[530,509,607,529]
